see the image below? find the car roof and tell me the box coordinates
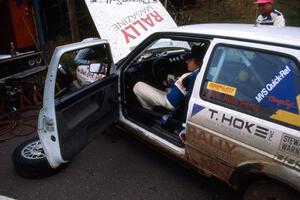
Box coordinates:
[160,24,300,48]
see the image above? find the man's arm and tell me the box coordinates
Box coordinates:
[273,15,285,27]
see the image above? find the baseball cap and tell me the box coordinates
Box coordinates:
[254,0,274,4]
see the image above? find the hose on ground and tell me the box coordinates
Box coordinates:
[0,106,40,143]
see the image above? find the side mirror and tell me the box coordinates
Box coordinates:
[89,63,102,73]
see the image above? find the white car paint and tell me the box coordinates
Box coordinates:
[39,25,300,193]
[38,39,111,168]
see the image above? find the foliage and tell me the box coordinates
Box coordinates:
[169,0,300,26]
[43,0,300,60]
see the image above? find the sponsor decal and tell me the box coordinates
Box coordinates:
[207,81,237,97]
[204,90,260,112]
[280,134,300,157]
[276,133,300,170]
[255,63,298,114]
[199,132,236,155]
[187,125,237,166]
[275,153,300,170]
[191,104,204,117]
[255,64,291,103]
[252,62,300,127]
[208,109,273,141]
[254,126,269,139]
[270,95,300,127]
[267,96,297,110]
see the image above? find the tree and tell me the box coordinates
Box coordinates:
[66,0,80,42]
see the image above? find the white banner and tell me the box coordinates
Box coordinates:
[85,0,177,62]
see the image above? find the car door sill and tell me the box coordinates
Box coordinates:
[118,113,186,157]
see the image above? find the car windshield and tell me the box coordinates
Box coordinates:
[136,38,191,61]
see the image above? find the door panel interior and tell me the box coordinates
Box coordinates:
[55,75,119,160]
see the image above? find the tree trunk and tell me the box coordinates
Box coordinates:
[66,0,80,42]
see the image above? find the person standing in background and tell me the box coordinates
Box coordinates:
[254,0,285,27]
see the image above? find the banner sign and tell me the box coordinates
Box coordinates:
[85,0,177,62]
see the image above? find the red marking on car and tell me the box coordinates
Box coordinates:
[267,96,297,110]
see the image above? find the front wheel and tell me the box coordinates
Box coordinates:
[244,180,298,200]
[12,137,62,178]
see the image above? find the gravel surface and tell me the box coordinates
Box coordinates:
[0,121,241,200]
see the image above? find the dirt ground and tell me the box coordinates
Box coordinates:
[0,109,240,200]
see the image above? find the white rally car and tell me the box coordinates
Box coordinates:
[13,24,300,200]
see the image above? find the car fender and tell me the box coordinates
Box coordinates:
[229,161,300,191]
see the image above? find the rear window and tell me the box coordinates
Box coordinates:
[201,45,300,130]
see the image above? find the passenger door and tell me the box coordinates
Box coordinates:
[38,39,119,168]
[185,38,300,182]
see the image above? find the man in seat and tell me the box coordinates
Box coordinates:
[133,45,206,111]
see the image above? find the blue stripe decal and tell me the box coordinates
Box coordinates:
[192,104,204,117]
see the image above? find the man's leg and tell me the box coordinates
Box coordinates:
[133,82,174,110]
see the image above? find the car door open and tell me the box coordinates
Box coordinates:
[38,39,119,168]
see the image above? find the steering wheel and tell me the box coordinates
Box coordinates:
[151,56,172,88]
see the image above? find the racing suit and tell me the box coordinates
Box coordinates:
[256,9,285,27]
[133,70,199,110]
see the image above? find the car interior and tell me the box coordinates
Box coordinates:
[121,38,210,147]
[52,37,299,147]
[53,38,210,147]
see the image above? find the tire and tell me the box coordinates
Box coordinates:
[12,137,61,179]
[244,180,298,200]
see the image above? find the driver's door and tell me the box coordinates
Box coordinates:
[38,39,119,168]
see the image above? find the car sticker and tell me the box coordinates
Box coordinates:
[191,104,205,117]
[275,133,300,170]
[207,81,237,96]
[203,90,260,112]
[253,62,300,127]
[274,153,300,171]
[279,133,300,157]
[270,95,300,127]
[207,108,276,143]
[255,63,298,114]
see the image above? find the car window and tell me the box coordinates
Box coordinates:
[55,44,112,98]
[201,45,300,130]
[135,38,191,62]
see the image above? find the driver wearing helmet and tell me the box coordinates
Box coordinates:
[133,45,206,110]
[254,0,285,27]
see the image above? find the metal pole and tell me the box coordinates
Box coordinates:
[32,0,47,59]
[164,0,168,8]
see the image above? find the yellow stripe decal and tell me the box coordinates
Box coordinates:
[207,81,237,97]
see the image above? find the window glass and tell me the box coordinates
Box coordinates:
[55,44,111,98]
[202,45,300,129]
[134,38,191,62]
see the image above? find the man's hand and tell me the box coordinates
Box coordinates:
[175,79,186,93]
